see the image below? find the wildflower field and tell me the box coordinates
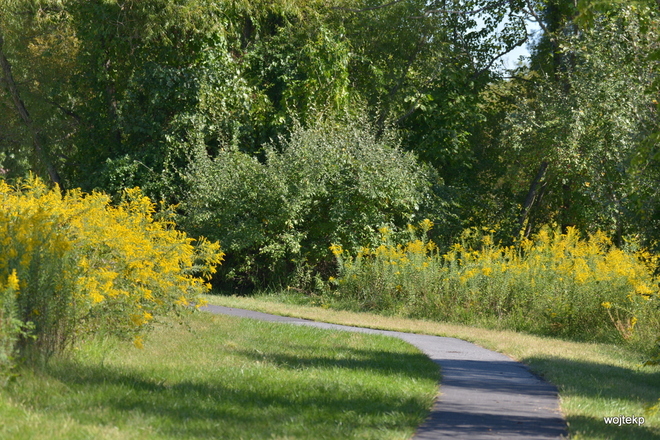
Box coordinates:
[0,178,223,378]
[327,221,660,352]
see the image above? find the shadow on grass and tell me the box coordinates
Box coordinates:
[38,349,436,439]
[232,343,440,380]
[523,355,660,439]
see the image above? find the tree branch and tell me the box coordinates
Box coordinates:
[472,36,529,79]
[525,0,555,43]
[519,161,549,238]
[503,75,534,82]
[0,30,63,187]
[45,97,81,123]
[376,35,427,134]
[330,0,407,13]
[394,100,421,126]
[421,0,509,17]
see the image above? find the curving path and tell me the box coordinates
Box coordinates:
[202,304,568,439]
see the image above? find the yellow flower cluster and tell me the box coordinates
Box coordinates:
[331,223,659,341]
[446,227,657,295]
[0,177,223,356]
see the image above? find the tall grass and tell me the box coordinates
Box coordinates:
[328,221,660,350]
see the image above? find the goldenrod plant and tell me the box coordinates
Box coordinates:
[0,177,223,369]
[330,221,660,350]
[0,270,21,382]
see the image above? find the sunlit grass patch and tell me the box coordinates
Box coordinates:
[0,311,438,440]
[205,294,660,440]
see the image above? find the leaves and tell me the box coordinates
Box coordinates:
[184,117,433,289]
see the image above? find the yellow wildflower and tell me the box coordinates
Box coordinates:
[635,283,654,297]
[175,296,190,307]
[6,270,19,292]
[419,218,433,231]
[329,244,343,256]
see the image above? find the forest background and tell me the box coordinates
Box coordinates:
[3,0,660,342]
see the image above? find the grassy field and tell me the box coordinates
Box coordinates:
[205,294,660,440]
[0,311,438,439]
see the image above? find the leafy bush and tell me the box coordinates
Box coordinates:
[329,224,660,347]
[0,177,223,368]
[184,117,435,289]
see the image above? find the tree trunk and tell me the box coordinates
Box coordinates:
[519,161,549,238]
[0,30,63,187]
[561,181,574,233]
[103,57,122,150]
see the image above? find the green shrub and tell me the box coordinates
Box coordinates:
[184,117,435,289]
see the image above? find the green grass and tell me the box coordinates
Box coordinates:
[0,311,439,439]
[205,293,660,440]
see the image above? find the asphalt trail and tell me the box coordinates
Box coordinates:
[202,304,567,439]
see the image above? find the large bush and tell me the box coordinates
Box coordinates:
[184,118,435,289]
[0,177,223,370]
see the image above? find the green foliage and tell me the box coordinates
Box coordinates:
[496,4,660,240]
[64,0,262,200]
[184,117,434,290]
[0,0,531,199]
[5,0,660,310]
[0,0,359,200]
[246,22,352,135]
[335,0,528,177]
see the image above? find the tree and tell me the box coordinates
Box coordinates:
[499,4,660,242]
[0,0,359,200]
[328,1,531,176]
[0,1,77,185]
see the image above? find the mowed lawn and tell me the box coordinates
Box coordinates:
[0,311,439,440]
[205,294,660,440]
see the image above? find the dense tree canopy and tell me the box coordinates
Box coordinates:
[3,0,660,287]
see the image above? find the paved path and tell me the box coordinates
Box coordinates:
[202,305,568,439]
